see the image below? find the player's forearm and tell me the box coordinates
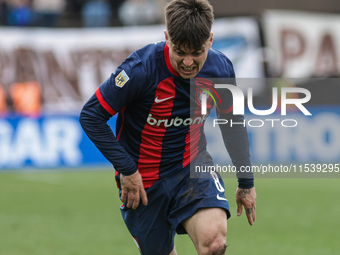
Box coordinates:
[218,113,254,188]
[79,95,137,176]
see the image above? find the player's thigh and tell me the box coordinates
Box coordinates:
[120,181,176,255]
[182,207,228,250]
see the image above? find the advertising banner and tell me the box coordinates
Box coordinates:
[263,10,340,78]
[0,114,116,169]
[0,17,263,115]
[1,107,339,169]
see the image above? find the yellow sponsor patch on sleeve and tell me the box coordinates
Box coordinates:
[115,70,130,88]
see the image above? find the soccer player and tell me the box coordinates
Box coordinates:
[79,0,256,254]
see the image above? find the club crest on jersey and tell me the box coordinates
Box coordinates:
[115,70,130,88]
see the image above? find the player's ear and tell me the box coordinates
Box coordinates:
[164,30,170,45]
[208,32,213,48]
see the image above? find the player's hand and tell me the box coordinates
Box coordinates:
[235,186,257,226]
[120,171,148,210]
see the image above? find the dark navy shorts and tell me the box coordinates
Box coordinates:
[119,151,230,255]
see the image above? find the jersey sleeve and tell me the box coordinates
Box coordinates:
[79,51,148,176]
[79,93,138,176]
[96,51,148,115]
[215,56,254,189]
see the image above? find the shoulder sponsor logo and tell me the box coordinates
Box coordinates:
[217,194,228,201]
[115,70,130,88]
[154,96,174,103]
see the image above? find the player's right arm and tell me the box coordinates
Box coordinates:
[79,93,148,208]
[120,172,148,209]
[79,52,149,209]
[79,92,137,175]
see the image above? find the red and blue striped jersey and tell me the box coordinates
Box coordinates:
[80,41,252,189]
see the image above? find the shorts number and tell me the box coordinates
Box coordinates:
[210,171,225,192]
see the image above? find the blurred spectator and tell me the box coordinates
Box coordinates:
[108,0,124,26]
[65,0,82,13]
[61,0,83,27]
[32,0,66,27]
[118,0,162,26]
[0,83,8,115]
[81,0,111,27]
[9,70,42,116]
[7,0,33,26]
[0,0,9,25]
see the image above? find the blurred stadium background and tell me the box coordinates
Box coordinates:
[1,0,340,254]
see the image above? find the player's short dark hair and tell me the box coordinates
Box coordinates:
[165,0,214,50]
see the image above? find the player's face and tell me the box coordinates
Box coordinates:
[165,31,213,79]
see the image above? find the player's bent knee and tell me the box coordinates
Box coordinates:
[209,239,227,255]
[199,234,227,255]
[211,245,227,255]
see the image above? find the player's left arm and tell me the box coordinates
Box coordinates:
[217,110,256,225]
[215,55,256,225]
